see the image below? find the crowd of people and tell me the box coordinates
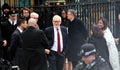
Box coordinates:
[0,3,120,70]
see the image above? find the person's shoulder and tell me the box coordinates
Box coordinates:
[13,29,19,34]
[98,58,113,70]
[75,18,82,22]
[45,26,53,30]
[1,20,9,26]
[97,56,112,69]
[60,26,67,29]
[44,26,53,32]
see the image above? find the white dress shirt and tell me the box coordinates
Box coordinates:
[17,27,23,33]
[51,26,63,52]
[9,19,17,25]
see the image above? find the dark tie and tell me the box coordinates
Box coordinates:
[12,21,14,25]
[57,28,61,54]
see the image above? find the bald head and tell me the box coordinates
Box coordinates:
[28,18,37,28]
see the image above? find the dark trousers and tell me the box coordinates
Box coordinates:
[48,51,65,70]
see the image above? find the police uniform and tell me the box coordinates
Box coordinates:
[74,43,113,70]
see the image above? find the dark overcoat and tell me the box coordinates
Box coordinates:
[88,36,110,63]
[21,26,49,70]
[67,18,88,62]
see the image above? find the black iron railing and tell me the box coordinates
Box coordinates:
[1,0,120,35]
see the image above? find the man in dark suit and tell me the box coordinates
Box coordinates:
[9,18,27,66]
[21,18,50,70]
[66,9,88,69]
[44,15,68,70]
[1,9,18,60]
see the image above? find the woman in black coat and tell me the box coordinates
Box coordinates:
[88,25,110,63]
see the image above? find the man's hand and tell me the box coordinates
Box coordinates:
[3,40,7,47]
[114,38,119,45]
[45,49,50,54]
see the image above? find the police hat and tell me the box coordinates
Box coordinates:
[9,10,18,16]
[79,43,96,57]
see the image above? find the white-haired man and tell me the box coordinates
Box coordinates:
[21,18,50,70]
[30,12,40,29]
[45,15,67,70]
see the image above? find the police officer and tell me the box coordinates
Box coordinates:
[74,43,113,70]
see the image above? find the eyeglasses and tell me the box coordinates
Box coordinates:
[32,17,38,19]
[67,14,72,15]
[53,21,61,23]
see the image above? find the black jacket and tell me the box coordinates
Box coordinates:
[67,18,88,61]
[10,29,22,58]
[21,26,49,70]
[88,36,110,63]
[44,26,67,54]
[74,56,113,70]
[9,29,23,66]
[84,56,113,70]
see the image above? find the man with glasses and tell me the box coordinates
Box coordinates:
[19,7,30,22]
[66,9,88,69]
[45,15,67,70]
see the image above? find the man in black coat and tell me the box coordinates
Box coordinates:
[44,15,67,70]
[66,9,88,68]
[21,18,50,70]
[1,9,18,60]
[9,18,27,66]
[74,43,113,70]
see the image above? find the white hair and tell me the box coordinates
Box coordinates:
[30,12,39,18]
[52,15,61,21]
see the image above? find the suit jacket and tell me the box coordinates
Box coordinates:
[10,29,22,61]
[21,26,49,70]
[44,26,68,54]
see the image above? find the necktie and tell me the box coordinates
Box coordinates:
[57,28,61,54]
[12,21,14,25]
